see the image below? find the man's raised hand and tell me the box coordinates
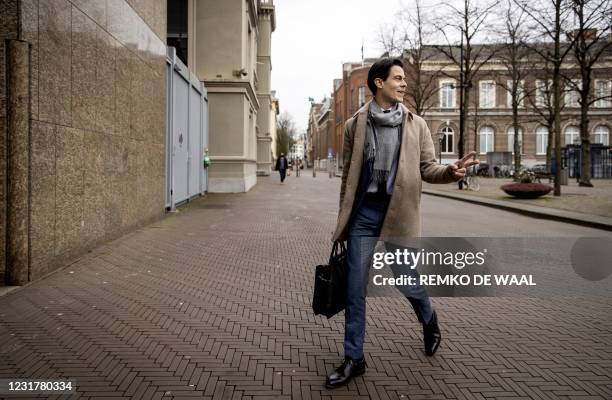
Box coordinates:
[448,151,480,180]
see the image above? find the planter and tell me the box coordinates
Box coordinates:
[500,182,553,199]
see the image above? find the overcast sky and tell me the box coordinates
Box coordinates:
[271,0,406,133]
[270,0,503,133]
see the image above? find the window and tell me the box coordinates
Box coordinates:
[535,80,551,107]
[506,80,524,108]
[358,86,365,107]
[564,126,580,146]
[536,127,548,155]
[479,126,494,154]
[565,79,581,108]
[441,127,454,153]
[595,80,611,108]
[440,80,456,108]
[479,81,496,108]
[593,125,609,145]
[507,127,523,154]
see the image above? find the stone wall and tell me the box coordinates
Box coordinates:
[1,0,167,283]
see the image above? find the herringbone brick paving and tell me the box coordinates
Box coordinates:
[0,173,611,399]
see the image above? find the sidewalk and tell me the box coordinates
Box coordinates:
[423,178,612,230]
[0,174,611,399]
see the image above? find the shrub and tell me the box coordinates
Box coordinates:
[514,169,537,183]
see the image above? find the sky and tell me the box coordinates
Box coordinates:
[270,0,502,133]
[271,0,406,133]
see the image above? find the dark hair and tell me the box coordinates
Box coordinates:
[367,58,404,95]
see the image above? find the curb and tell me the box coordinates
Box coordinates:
[422,188,612,232]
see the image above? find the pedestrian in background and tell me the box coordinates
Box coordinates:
[275,153,288,183]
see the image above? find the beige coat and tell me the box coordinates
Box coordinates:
[332,100,456,242]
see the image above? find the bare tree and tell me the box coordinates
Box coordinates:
[495,1,533,174]
[432,0,500,167]
[525,62,568,171]
[377,0,441,116]
[378,25,407,58]
[401,0,444,116]
[565,0,612,186]
[276,112,296,158]
[514,0,576,196]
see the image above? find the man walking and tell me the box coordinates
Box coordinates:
[326,58,478,388]
[275,153,288,183]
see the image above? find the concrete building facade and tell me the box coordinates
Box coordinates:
[187,0,276,192]
[1,0,168,285]
[269,92,279,162]
[255,0,276,176]
[290,140,304,161]
[306,102,321,167]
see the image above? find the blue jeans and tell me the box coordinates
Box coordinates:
[344,192,433,360]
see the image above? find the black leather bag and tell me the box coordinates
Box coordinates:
[312,241,347,318]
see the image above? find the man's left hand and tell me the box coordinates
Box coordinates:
[448,151,480,180]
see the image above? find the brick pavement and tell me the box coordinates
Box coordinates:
[423,178,612,218]
[0,173,611,399]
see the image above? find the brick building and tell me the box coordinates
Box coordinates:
[413,45,612,167]
[331,60,378,166]
[328,49,611,172]
[306,97,336,169]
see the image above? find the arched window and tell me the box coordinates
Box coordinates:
[441,126,454,153]
[507,127,523,154]
[479,126,494,154]
[593,125,609,145]
[536,127,548,155]
[564,126,580,146]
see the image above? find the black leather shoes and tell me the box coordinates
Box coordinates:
[325,357,367,388]
[423,311,441,356]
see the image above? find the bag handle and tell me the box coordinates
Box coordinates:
[329,240,347,263]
